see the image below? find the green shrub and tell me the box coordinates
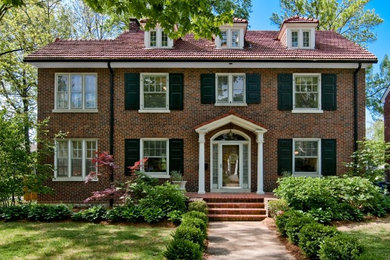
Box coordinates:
[164,239,202,260]
[141,207,164,223]
[173,225,205,248]
[121,204,142,222]
[27,204,72,221]
[182,211,208,224]
[298,223,339,259]
[274,176,386,221]
[72,205,107,222]
[285,214,316,245]
[188,200,208,214]
[319,234,363,260]
[181,216,207,237]
[0,205,30,221]
[275,210,306,236]
[307,208,334,224]
[167,210,184,225]
[105,206,125,222]
[268,199,289,218]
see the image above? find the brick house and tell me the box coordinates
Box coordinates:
[25,17,376,203]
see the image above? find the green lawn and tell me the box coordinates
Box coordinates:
[0,222,174,260]
[340,217,390,260]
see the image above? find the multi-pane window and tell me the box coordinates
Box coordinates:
[141,74,169,110]
[161,31,168,47]
[303,31,310,47]
[294,74,320,110]
[142,139,168,175]
[291,31,298,47]
[54,139,98,180]
[294,139,319,175]
[216,74,245,104]
[221,30,228,47]
[231,30,240,47]
[150,31,157,47]
[55,74,97,111]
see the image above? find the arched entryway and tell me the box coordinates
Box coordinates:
[210,130,251,192]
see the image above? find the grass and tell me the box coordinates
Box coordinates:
[0,221,174,260]
[340,217,390,260]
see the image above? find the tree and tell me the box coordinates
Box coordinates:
[0,0,72,150]
[83,0,252,39]
[366,55,390,120]
[367,120,384,141]
[0,0,24,22]
[270,0,383,47]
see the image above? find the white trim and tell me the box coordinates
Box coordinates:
[292,138,322,177]
[215,26,245,49]
[54,73,98,112]
[286,25,316,49]
[381,86,390,103]
[292,109,324,114]
[140,73,169,112]
[293,73,322,112]
[198,131,206,194]
[144,27,173,49]
[28,61,373,69]
[140,138,170,178]
[53,139,98,181]
[215,73,246,105]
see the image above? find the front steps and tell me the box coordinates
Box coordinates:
[205,197,267,221]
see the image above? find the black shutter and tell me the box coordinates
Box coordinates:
[246,73,261,104]
[200,74,215,104]
[169,139,184,174]
[322,74,337,111]
[124,139,140,176]
[278,74,293,110]
[321,139,337,176]
[278,139,293,175]
[169,73,184,110]
[124,73,140,110]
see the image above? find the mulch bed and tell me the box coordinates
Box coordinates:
[262,217,308,260]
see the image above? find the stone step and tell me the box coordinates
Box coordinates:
[208,214,267,221]
[209,208,266,215]
[203,197,264,203]
[207,202,265,209]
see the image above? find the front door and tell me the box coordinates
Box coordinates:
[221,144,240,187]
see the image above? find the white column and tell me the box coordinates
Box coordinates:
[198,131,206,194]
[256,131,264,194]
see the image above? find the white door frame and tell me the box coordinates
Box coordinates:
[218,142,244,189]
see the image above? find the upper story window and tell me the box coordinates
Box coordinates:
[287,28,315,49]
[145,28,173,48]
[54,139,98,181]
[216,28,244,49]
[216,73,246,105]
[55,73,97,112]
[293,139,320,176]
[140,73,169,112]
[293,74,321,112]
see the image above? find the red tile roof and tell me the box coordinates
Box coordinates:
[25,29,377,62]
[233,17,248,23]
[282,16,319,24]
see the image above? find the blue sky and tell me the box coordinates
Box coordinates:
[248,0,389,126]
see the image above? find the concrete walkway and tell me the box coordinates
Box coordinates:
[207,221,295,260]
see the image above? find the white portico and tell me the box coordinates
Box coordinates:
[195,113,267,194]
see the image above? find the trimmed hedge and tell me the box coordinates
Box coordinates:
[164,239,202,260]
[188,200,208,214]
[182,211,208,224]
[268,199,289,218]
[285,214,316,245]
[275,210,306,236]
[173,225,205,248]
[319,234,363,260]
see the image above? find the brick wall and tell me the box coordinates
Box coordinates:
[37,67,366,202]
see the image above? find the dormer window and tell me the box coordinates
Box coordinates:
[216,26,245,49]
[287,28,314,49]
[277,16,318,50]
[303,31,310,47]
[291,31,298,47]
[145,28,173,48]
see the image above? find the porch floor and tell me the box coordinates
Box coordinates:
[186,192,275,200]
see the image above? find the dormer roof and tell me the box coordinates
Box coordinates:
[282,16,319,25]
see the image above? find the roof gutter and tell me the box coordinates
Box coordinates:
[353,63,362,155]
[108,61,114,207]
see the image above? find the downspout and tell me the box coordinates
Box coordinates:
[108,62,115,206]
[353,63,362,163]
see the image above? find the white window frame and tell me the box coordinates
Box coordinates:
[292,73,323,113]
[139,73,170,113]
[215,73,246,106]
[302,30,311,48]
[144,28,173,49]
[53,139,98,181]
[216,27,244,49]
[53,73,98,113]
[140,138,170,178]
[291,30,299,48]
[287,27,315,49]
[292,138,321,177]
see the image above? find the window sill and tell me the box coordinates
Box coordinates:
[138,109,171,113]
[144,173,170,179]
[292,109,323,114]
[214,103,247,107]
[293,173,322,177]
[52,109,98,113]
[52,177,98,182]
